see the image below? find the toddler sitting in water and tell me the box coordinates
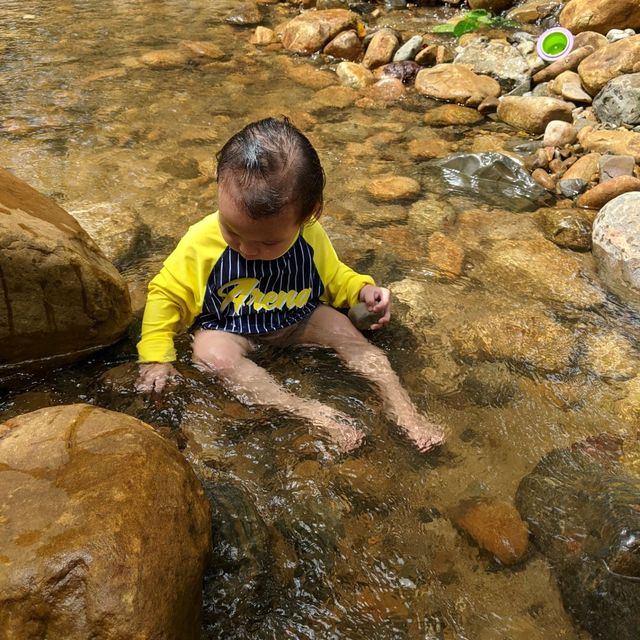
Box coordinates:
[136,117,444,452]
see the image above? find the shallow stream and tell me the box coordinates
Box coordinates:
[1,2,639,638]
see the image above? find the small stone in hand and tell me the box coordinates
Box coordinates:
[348,302,384,330]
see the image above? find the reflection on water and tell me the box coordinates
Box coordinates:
[1,2,640,639]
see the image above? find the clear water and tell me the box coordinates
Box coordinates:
[1,2,639,639]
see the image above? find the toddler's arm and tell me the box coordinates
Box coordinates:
[359,284,391,330]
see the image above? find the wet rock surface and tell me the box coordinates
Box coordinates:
[0,404,211,640]
[516,439,640,640]
[0,168,131,378]
[428,153,553,212]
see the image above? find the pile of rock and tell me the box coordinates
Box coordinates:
[250,2,640,211]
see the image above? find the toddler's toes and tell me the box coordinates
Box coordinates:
[406,424,445,453]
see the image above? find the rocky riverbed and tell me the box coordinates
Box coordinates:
[1,0,640,638]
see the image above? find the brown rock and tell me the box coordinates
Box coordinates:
[312,85,358,108]
[576,175,640,209]
[367,175,421,201]
[578,127,640,161]
[178,40,225,62]
[423,104,483,126]
[0,404,211,640]
[455,500,529,565]
[415,44,454,67]
[562,151,601,181]
[323,29,362,61]
[532,45,594,83]
[560,0,640,35]
[578,35,640,95]
[363,29,399,70]
[548,70,592,103]
[250,26,276,45]
[407,137,454,159]
[365,77,405,101]
[336,61,373,88]
[358,587,409,621]
[281,59,336,89]
[506,0,562,23]
[479,237,604,307]
[572,31,609,51]
[468,0,514,10]
[427,231,464,277]
[534,206,596,250]
[451,304,578,371]
[415,64,501,107]
[497,96,573,134]
[532,168,558,191]
[281,9,358,54]
[477,96,500,114]
[139,49,190,69]
[0,169,131,375]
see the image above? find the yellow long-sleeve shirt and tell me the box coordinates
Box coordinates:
[137,212,374,362]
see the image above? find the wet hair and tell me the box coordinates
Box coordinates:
[216,116,325,222]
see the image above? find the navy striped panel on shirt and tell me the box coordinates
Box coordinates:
[196,234,325,335]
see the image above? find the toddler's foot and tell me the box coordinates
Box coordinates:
[393,408,445,453]
[306,403,364,453]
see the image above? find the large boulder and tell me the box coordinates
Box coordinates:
[281,9,358,54]
[0,404,211,639]
[560,0,640,35]
[592,191,640,309]
[0,168,131,378]
[578,35,640,95]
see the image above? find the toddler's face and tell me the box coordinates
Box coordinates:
[218,184,303,261]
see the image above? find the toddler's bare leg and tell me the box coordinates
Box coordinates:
[292,306,444,452]
[192,329,363,451]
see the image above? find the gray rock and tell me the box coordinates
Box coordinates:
[428,152,553,212]
[592,191,640,309]
[454,39,531,93]
[593,73,640,126]
[606,28,636,43]
[393,35,423,62]
[558,177,588,198]
[348,302,384,330]
[600,154,636,181]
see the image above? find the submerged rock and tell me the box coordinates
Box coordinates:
[202,479,281,632]
[427,152,553,212]
[516,440,640,640]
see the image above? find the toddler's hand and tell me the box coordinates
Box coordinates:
[359,284,391,329]
[135,362,180,396]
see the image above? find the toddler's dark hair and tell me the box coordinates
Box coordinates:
[216,116,325,222]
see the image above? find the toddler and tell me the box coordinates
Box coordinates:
[136,117,444,452]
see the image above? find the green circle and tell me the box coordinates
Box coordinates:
[542,32,569,56]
